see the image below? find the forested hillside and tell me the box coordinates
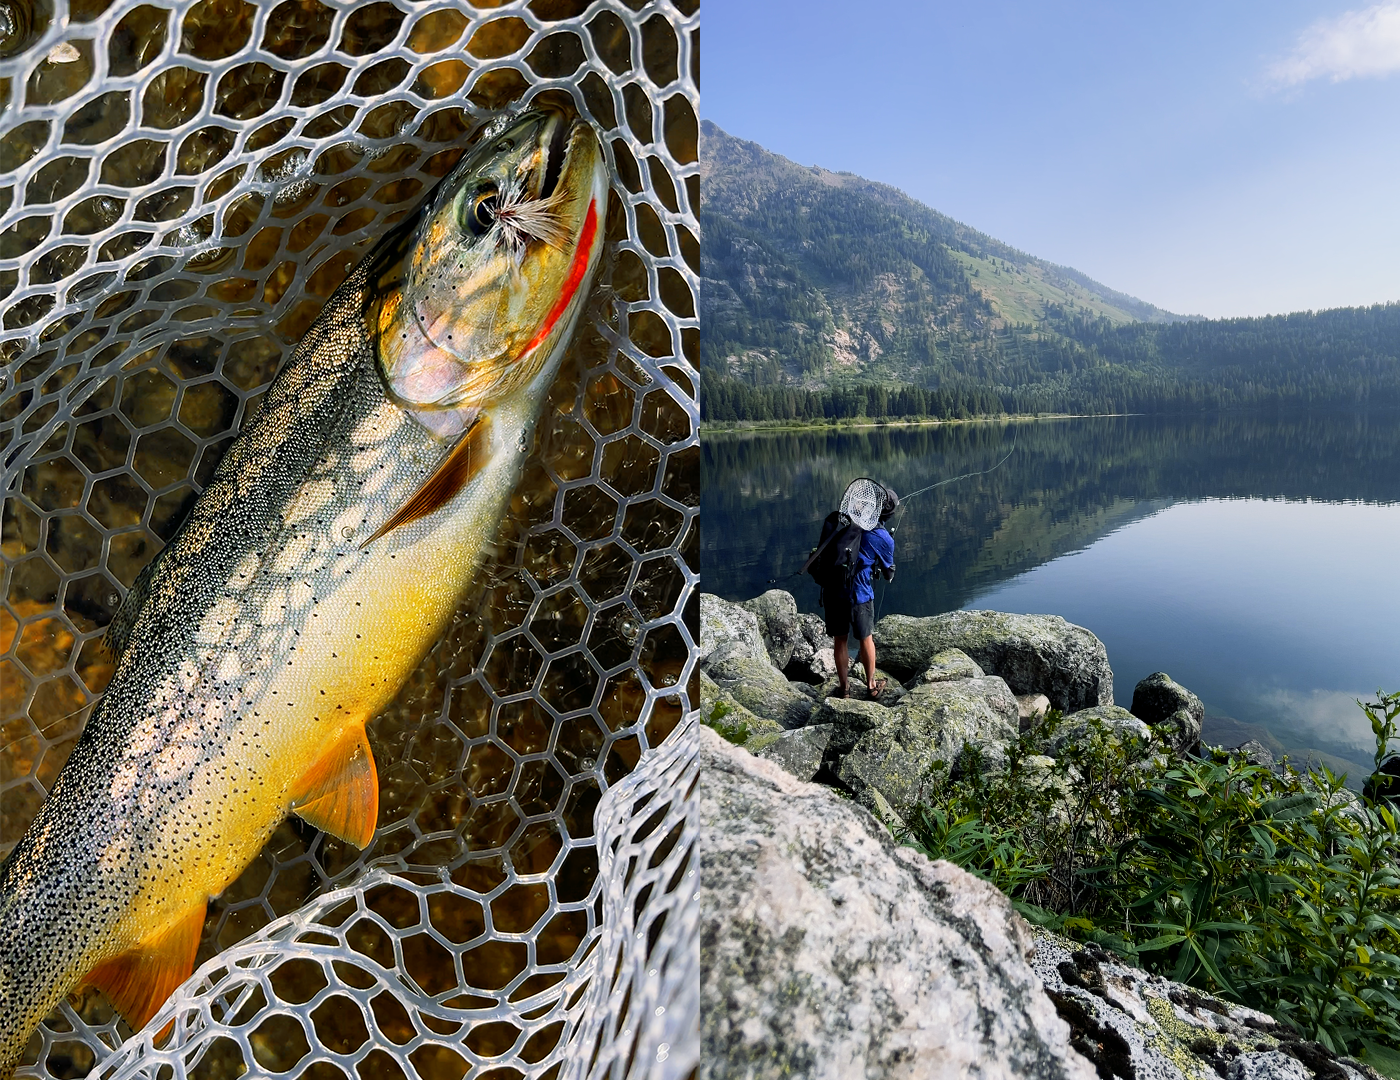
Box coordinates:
[700,122,1400,421]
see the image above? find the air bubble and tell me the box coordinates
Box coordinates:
[169,223,205,248]
[615,615,639,644]
[260,147,309,184]
[274,179,318,207]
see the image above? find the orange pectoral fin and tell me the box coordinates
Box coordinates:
[361,414,492,547]
[289,721,379,849]
[84,902,206,1033]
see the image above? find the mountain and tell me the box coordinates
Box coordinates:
[700,121,1400,422]
[701,120,1187,386]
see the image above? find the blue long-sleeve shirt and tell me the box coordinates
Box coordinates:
[852,527,895,604]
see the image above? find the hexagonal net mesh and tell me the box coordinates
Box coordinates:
[0,1,700,1078]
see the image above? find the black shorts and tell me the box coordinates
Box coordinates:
[825,597,874,641]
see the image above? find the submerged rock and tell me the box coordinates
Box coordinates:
[1131,672,1205,753]
[874,610,1114,712]
[740,588,803,670]
[755,724,833,783]
[910,646,986,686]
[700,727,1096,1080]
[822,675,1020,817]
[699,593,769,669]
[707,654,817,730]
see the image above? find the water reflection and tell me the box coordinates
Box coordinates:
[702,412,1400,770]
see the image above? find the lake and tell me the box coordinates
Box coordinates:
[701,412,1400,776]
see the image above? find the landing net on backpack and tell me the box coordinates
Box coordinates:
[802,478,887,606]
[840,477,888,531]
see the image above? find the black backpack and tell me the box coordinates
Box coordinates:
[801,511,864,608]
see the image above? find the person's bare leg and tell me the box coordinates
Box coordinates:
[834,635,850,697]
[858,634,879,695]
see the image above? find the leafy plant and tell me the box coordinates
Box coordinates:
[898,691,1400,1061]
[701,700,751,746]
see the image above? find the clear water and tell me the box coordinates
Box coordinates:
[702,412,1400,774]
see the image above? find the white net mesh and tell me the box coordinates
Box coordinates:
[839,477,885,532]
[0,1,700,1077]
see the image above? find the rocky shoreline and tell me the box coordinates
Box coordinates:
[700,591,1205,824]
[698,589,1381,1080]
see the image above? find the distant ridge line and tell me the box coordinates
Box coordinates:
[698,121,1400,421]
[701,119,1197,326]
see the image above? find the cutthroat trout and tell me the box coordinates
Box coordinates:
[0,108,608,1067]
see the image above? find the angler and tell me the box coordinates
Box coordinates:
[0,106,608,1069]
[804,479,899,699]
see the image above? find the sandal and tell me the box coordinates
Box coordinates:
[867,678,887,699]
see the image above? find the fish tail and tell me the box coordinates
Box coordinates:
[0,843,109,1072]
[0,972,21,1080]
[0,913,65,1077]
[0,892,206,1071]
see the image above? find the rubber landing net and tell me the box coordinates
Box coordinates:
[0,2,699,1078]
[839,477,886,531]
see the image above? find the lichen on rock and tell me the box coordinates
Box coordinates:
[700,592,769,668]
[1045,705,1154,756]
[739,588,803,670]
[707,654,818,730]
[700,726,1097,1080]
[821,675,1021,817]
[700,670,784,752]
[874,609,1115,712]
[912,646,986,685]
[754,724,833,782]
[1031,930,1379,1080]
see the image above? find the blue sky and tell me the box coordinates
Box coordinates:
[701,1,1400,318]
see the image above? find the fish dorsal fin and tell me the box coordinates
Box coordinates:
[361,414,492,547]
[289,721,379,849]
[84,902,206,1032]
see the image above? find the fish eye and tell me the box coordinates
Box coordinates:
[461,186,498,238]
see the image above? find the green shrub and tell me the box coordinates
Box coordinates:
[899,692,1400,1061]
[702,700,752,746]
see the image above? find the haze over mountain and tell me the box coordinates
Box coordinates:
[700,122,1400,423]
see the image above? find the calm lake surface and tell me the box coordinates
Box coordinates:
[702,412,1400,774]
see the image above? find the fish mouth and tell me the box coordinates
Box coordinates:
[537,110,570,202]
[497,108,597,252]
[371,107,606,436]
[479,106,585,218]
